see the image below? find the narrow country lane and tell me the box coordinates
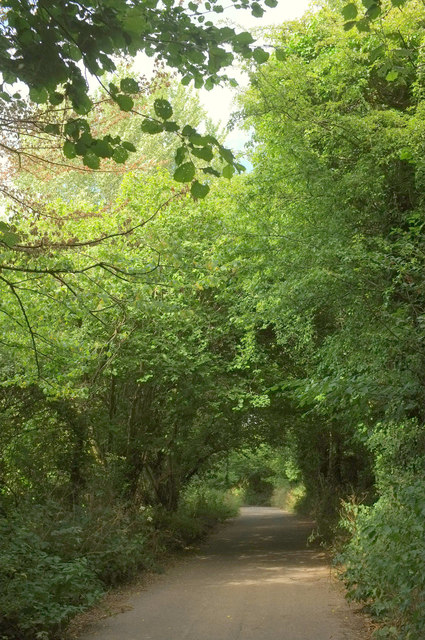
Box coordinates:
[80,507,368,640]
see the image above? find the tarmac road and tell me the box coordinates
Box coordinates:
[80,506,368,640]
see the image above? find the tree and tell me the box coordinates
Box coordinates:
[0,0,275,221]
[15,69,220,205]
[230,1,425,632]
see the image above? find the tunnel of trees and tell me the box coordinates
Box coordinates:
[1,1,424,638]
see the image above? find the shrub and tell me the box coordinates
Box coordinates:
[182,484,241,521]
[0,517,102,640]
[271,482,306,512]
[338,422,425,639]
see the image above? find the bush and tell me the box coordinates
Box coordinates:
[76,506,159,585]
[0,517,103,640]
[182,484,241,521]
[340,479,425,639]
[0,503,161,639]
[338,422,425,639]
[271,482,306,512]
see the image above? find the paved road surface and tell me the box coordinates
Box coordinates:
[80,507,367,640]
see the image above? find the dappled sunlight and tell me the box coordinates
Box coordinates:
[76,507,367,640]
[225,566,329,586]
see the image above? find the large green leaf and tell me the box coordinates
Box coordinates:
[83,151,100,169]
[120,78,139,93]
[253,48,269,64]
[191,180,210,198]
[141,120,165,134]
[154,99,173,120]
[342,3,358,20]
[173,161,195,182]
[63,140,77,159]
[115,94,134,112]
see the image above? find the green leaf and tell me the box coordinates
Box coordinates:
[75,133,91,155]
[366,3,381,19]
[164,121,180,132]
[265,0,278,6]
[141,120,165,134]
[120,77,139,93]
[275,48,286,61]
[189,133,208,146]
[123,13,147,33]
[175,146,187,165]
[386,70,399,82]
[83,152,100,169]
[0,231,20,247]
[73,94,93,115]
[63,140,77,159]
[236,31,254,46]
[44,123,60,135]
[192,146,214,161]
[222,164,235,179]
[342,3,358,20]
[202,167,220,177]
[115,94,134,112]
[67,44,82,61]
[187,49,205,64]
[154,98,173,120]
[182,125,197,137]
[356,18,370,32]
[29,86,48,104]
[93,139,113,158]
[344,21,357,31]
[191,180,210,198]
[251,2,264,17]
[219,147,234,164]
[112,146,129,163]
[49,91,64,105]
[253,48,270,64]
[122,141,137,152]
[173,161,196,183]
[204,135,219,146]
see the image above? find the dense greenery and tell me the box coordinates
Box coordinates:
[1,0,425,639]
[236,1,425,636]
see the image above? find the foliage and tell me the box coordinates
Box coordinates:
[0,514,103,639]
[234,0,425,633]
[0,0,272,215]
[3,1,425,638]
[339,422,425,639]
[14,70,220,205]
